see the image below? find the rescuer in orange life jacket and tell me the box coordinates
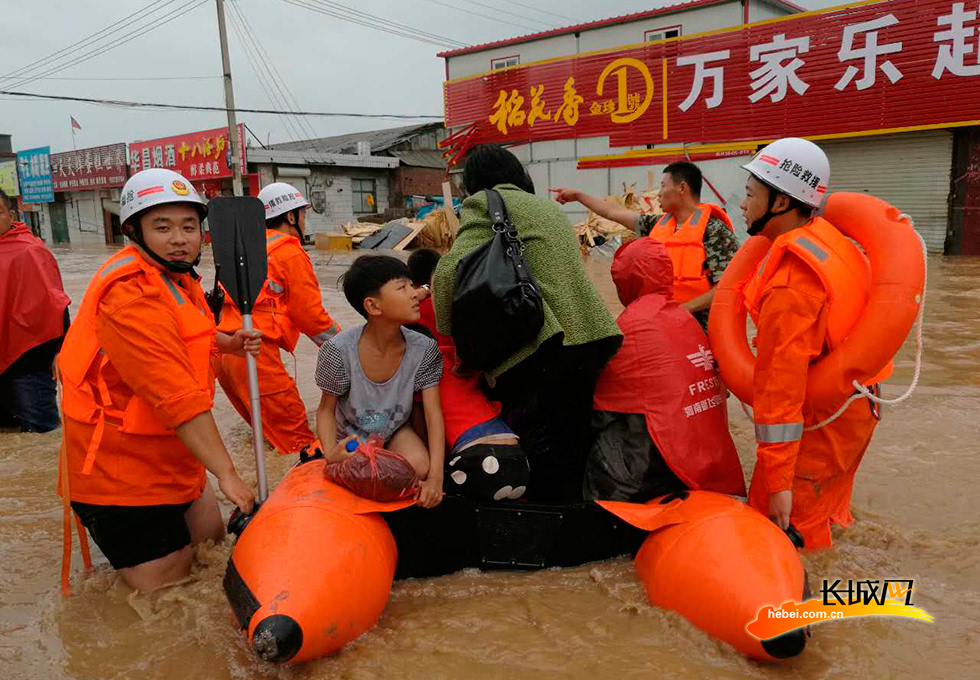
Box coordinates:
[737,137,881,550]
[57,169,260,593]
[586,236,746,502]
[551,161,740,330]
[213,182,341,455]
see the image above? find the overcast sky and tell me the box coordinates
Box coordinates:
[0,0,842,154]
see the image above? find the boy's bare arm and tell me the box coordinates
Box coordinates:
[316,393,344,462]
[418,386,445,508]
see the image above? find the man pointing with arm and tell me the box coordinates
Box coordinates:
[552,162,739,330]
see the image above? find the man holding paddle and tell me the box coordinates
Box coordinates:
[214,182,340,456]
[57,169,259,593]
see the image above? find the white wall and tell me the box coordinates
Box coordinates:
[751,0,794,23]
[448,34,578,80]
[260,166,391,235]
[30,205,52,243]
[577,3,742,52]
[445,1,802,79]
[64,190,108,245]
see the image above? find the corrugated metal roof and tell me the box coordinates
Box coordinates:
[269,123,443,155]
[247,149,399,169]
[388,149,446,169]
[436,0,804,58]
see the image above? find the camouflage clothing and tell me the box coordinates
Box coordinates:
[635,213,740,330]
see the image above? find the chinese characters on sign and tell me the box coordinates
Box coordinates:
[443,0,980,166]
[16,147,54,204]
[821,579,915,606]
[128,125,244,181]
[0,160,19,197]
[51,143,128,192]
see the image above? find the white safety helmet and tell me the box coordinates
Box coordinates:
[741,138,830,208]
[119,168,207,227]
[258,182,310,221]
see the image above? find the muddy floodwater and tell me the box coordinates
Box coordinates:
[2,243,978,679]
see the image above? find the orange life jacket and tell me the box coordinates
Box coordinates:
[59,246,215,490]
[57,246,216,594]
[218,230,301,352]
[649,203,734,303]
[742,217,893,384]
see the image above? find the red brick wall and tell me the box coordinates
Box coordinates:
[393,167,458,201]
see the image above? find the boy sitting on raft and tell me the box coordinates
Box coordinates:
[314,255,445,508]
[407,249,530,502]
[586,238,746,502]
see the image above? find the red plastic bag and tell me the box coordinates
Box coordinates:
[324,436,419,502]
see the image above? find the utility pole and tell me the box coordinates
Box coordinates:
[215,0,243,196]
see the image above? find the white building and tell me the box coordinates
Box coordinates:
[439,0,964,253]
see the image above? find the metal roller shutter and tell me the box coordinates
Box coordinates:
[819,131,952,253]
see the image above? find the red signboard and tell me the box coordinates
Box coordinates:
[443,0,980,167]
[128,124,245,181]
[51,143,128,192]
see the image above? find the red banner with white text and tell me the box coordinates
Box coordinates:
[51,143,128,192]
[128,124,245,181]
[442,0,980,166]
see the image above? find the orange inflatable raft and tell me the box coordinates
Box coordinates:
[600,491,808,661]
[223,458,412,663]
[708,192,925,410]
[225,462,807,664]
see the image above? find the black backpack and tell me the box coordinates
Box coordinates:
[451,189,544,372]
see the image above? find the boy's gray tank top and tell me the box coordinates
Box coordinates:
[332,325,432,443]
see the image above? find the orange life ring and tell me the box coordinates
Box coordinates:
[708,192,925,411]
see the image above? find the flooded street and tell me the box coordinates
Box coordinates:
[2,243,978,680]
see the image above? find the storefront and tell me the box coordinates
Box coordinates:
[441,0,980,253]
[128,124,259,202]
[48,143,129,245]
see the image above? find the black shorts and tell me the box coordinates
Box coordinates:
[71,500,195,569]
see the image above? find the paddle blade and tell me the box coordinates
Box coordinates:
[208,197,267,313]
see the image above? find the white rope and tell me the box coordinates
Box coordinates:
[804,216,927,431]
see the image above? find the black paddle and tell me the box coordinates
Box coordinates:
[208,197,270,507]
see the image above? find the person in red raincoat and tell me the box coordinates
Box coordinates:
[0,188,71,432]
[586,237,745,502]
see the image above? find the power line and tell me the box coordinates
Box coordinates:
[244,123,268,148]
[416,0,542,33]
[225,2,304,142]
[302,0,469,48]
[2,0,211,91]
[457,0,559,29]
[494,0,580,24]
[231,0,323,146]
[0,0,178,85]
[0,89,444,119]
[279,0,467,48]
[28,76,223,81]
